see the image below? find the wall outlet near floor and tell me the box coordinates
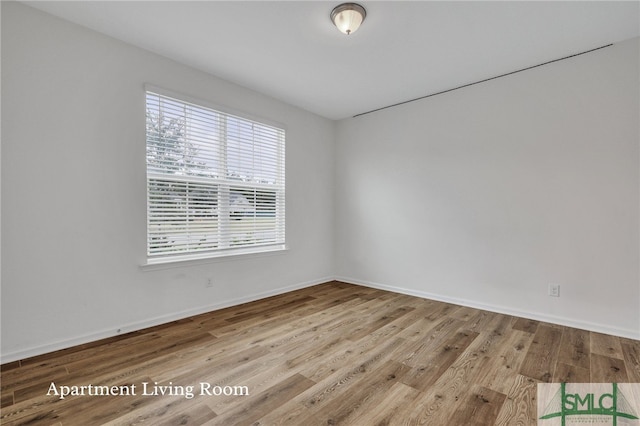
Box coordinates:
[206,278,214,288]
[548,283,560,297]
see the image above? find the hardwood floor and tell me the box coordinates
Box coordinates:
[1,281,639,425]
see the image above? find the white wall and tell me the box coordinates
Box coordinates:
[1,2,335,361]
[335,38,640,339]
[0,2,3,352]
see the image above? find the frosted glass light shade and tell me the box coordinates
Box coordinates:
[331,3,366,35]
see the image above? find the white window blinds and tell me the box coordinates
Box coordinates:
[146,91,285,260]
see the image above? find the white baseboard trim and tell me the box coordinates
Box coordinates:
[4,275,636,363]
[1,276,333,364]
[335,276,640,340]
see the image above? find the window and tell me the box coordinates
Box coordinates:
[145,90,285,262]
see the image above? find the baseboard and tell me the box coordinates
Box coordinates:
[335,276,640,340]
[1,276,333,364]
[4,274,636,363]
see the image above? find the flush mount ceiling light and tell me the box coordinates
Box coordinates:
[331,3,366,35]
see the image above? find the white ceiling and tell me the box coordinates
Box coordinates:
[23,1,640,120]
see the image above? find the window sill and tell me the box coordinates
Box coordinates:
[140,244,289,271]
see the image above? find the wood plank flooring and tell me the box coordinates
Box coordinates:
[1,281,639,425]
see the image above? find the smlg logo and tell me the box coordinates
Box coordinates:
[538,383,640,425]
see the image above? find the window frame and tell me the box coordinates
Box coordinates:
[143,85,286,266]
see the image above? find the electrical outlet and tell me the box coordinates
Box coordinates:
[548,284,560,297]
[206,278,213,288]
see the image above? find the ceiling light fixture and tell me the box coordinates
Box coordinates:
[331,3,366,35]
